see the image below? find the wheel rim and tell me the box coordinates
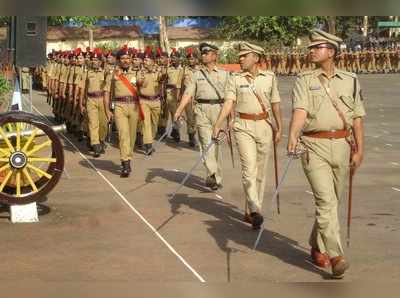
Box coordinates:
[0,112,64,205]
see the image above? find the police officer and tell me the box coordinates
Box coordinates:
[287,29,366,279]
[104,46,141,177]
[137,46,165,155]
[84,48,108,157]
[164,48,184,142]
[212,42,283,229]
[182,47,200,147]
[174,43,229,190]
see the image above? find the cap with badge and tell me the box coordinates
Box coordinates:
[116,45,130,59]
[237,42,265,57]
[308,29,343,49]
[199,42,219,54]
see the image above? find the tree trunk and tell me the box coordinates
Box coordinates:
[159,16,170,53]
[327,17,336,35]
[88,28,94,49]
[363,16,368,37]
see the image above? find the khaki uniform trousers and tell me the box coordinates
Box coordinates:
[86,96,108,145]
[141,99,161,144]
[114,102,139,161]
[21,71,30,91]
[301,137,350,258]
[159,88,178,128]
[194,103,223,184]
[185,101,196,135]
[233,118,273,213]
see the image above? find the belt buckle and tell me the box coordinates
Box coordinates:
[330,129,335,140]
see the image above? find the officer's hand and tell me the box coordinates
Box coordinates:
[212,125,222,139]
[351,152,363,171]
[287,134,298,154]
[173,111,181,123]
[274,129,282,144]
[106,110,113,121]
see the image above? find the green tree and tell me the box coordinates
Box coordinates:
[217,16,320,46]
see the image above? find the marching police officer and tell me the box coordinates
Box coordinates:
[174,43,229,190]
[212,42,283,229]
[287,29,366,279]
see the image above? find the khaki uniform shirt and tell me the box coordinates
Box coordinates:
[184,65,229,101]
[83,68,106,93]
[74,66,86,89]
[225,70,280,114]
[138,67,162,98]
[166,66,184,88]
[292,68,366,132]
[104,66,140,98]
[59,64,70,84]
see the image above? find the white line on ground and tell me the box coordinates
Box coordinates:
[215,194,223,200]
[385,144,393,147]
[391,162,399,166]
[32,105,206,283]
[305,190,314,195]
[392,187,400,192]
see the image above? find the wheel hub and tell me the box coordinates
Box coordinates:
[9,151,28,169]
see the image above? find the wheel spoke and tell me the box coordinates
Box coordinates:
[0,163,10,173]
[27,139,52,157]
[0,147,9,157]
[26,164,52,180]
[0,126,15,152]
[28,157,57,163]
[0,169,13,192]
[15,171,21,197]
[16,122,21,151]
[21,128,40,152]
[22,168,38,192]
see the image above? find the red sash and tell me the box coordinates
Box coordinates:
[116,73,144,120]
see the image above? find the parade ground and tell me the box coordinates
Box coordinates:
[0,74,399,283]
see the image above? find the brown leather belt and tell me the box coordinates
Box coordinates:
[87,91,104,98]
[303,130,350,139]
[113,96,137,103]
[238,112,268,121]
[196,99,223,104]
[140,94,160,100]
[166,84,177,89]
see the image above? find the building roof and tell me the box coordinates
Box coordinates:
[166,27,217,40]
[47,26,142,41]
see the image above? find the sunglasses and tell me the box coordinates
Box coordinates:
[310,44,335,50]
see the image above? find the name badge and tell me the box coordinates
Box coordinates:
[309,85,321,91]
[239,84,249,88]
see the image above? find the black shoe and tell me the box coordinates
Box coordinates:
[188,133,196,147]
[171,128,180,143]
[92,144,102,158]
[250,212,264,230]
[100,141,106,154]
[144,144,155,156]
[205,174,221,191]
[86,138,93,151]
[120,160,131,178]
[157,127,166,139]
[135,133,143,148]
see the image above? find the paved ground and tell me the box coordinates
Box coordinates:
[0,74,399,283]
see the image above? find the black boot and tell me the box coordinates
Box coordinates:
[249,212,264,230]
[157,126,166,139]
[171,128,180,143]
[144,144,155,156]
[120,160,131,178]
[205,174,221,191]
[100,141,106,154]
[93,144,102,158]
[188,133,196,147]
[135,133,143,149]
[86,138,93,151]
